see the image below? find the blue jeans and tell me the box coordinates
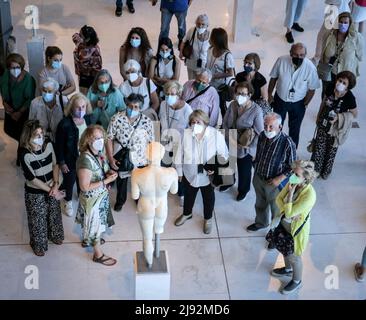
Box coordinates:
[159,7,187,41]
[116,0,132,7]
[284,0,308,28]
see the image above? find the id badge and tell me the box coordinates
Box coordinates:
[322,119,328,127]
[288,88,295,100]
[197,58,202,68]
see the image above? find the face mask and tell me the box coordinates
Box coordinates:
[336,82,347,93]
[73,110,86,119]
[10,68,21,78]
[166,95,178,106]
[244,65,253,73]
[292,57,304,67]
[197,27,206,35]
[194,81,207,92]
[92,138,104,152]
[236,95,249,105]
[126,108,140,118]
[42,92,54,103]
[98,82,110,93]
[289,173,304,185]
[128,72,139,83]
[32,137,44,146]
[264,130,277,139]
[130,38,141,48]
[52,61,62,69]
[339,23,349,33]
[160,51,171,59]
[192,124,205,135]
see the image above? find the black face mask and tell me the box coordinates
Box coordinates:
[292,57,304,67]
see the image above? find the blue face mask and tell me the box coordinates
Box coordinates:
[289,173,303,185]
[42,92,54,103]
[339,23,349,33]
[98,82,110,93]
[244,65,254,73]
[52,61,62,69]
[130,38,141,48]
[126,108,140,118]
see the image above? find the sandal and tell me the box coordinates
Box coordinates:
[81,238,105,248]
[52,239,63,245]
[33,250,45,257]
[92,254,117,266]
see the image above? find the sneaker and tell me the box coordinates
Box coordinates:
[267,242,276,250]
[271,267,293,278]
[354,263,365,282]
[64,201,73,217]
[236,193,246,201]
[280,280,302,295]
[246,223,266,232]
[115,6,122,17]
[203,219,212,234]
[114,203,123,212]
[219,185,231,192]
[292,23,304,32]
[127,3,135,13]
[174,214,192,226]
[285,31,294,44]
[179,196,184,207]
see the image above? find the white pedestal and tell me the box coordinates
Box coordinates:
[134,250,170,300]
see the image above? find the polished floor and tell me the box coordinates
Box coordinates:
[0,0,365,299]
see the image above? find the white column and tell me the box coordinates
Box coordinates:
[232,0,255,42]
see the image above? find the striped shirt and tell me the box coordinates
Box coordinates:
[20,142,56,194]
[254,131,296,180]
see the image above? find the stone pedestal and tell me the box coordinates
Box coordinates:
[26,35,45,85]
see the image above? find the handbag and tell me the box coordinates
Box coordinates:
[237,128,255,148]
[217,52,235,116]
[182,28,196,59]
[317,61,333,82]
[307,127,317,153]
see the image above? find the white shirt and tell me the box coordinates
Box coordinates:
[183,27,210,71]
[269,55,320,102]
[157,58,175,79]
[206,48,235,89]
[175,126,229,188]
[119,78,157,111]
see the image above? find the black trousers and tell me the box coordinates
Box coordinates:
[182,176,215,220]
[237,154,253,197]
[272,93,306,148]
[116,176,128,206]
[60,169,80,202]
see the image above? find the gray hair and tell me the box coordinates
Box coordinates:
[290,42,307,55]
[163,80,183,96]
[124,59,141,73]
[264,112,282,126]
[41,77,59,92]
[196,14,209,27]
[195,68,212,82]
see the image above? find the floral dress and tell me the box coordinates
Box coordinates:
[75,152,114,246]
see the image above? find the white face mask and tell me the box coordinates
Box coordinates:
[166,95,178,106]
[264,130,277,139]
[128,72,139,83]
[236,95,249,106]
[32,137,44,146]
[336,82,347,93]
[10,68,21,78]
[160,51,171,59]
[192,124,205,135]
[197,27,206,35]
[92,138,104,152]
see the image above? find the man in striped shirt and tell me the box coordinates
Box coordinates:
[247,113,296,239]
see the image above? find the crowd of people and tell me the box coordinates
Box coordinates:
[1,0,365,295]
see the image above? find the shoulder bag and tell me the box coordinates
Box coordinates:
[182,28,196,59]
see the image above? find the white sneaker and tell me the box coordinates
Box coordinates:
[179,196,184,207]
[64,201,73,217]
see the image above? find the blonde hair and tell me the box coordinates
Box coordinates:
[20,120,44,151]
[163,80,183,96]
[189,109,210,126]
[292,160,318,184]
[79,125,106,153]
[64,93,92,117]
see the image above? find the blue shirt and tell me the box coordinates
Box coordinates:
[161,0,189,12]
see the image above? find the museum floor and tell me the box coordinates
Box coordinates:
[0,0,365,300]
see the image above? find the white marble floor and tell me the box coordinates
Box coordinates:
[0,0,365,300]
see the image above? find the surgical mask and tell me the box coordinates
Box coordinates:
[160,50,171,59]
[289,173,304,185]
[166,95,178,106]
[42,92,54,103]
[10,68,21,78]
[244,65,253,73]
[73,110,86,119]
[92,138,104,152]
[192,124,204,135]
[194,81,207,92]
[126,108,140,118]
[292,57,303,67]
[128,72,139,82]
[52,60,62,69]
[336,82,347,93]
[197,27,206,35]
[130,38,141,48]
[339,23,349,33]
[98,82,110,93]
[32,137,44,146]
[264,130,277,139]
[236,95,249,105]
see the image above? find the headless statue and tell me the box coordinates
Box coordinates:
[131,142,178,268]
